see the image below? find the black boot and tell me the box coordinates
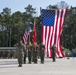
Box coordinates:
[18,64,22,67]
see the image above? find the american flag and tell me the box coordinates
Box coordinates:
[42,9,67,57]
[23,24,30,44]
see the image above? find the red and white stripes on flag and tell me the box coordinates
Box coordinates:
[23,24,30,44]
[42,9,67,57]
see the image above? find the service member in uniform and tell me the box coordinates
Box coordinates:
[32,45,38,64]
[50,45,56,62]
[16,41,25,67]
[23,44,27,64]
[39,43,45,64]
[27,42,32,64]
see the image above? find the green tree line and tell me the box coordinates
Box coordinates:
[0,1,76,53]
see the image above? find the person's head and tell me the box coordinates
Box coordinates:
[29,42,32,46]
[52,44,56,48]
[40,42,43,45]
[19,40,23,45]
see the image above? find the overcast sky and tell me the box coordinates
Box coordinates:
[0,0,76,16]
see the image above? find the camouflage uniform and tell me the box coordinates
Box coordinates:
[39,44,45,64]
[32,46,38,63]
[23,45,27,64]
[51,45,56,62]
[16,41,25,67]
[27,44,32,64]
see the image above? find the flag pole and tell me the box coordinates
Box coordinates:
[29,33,30,45]
[32,18,37,49]
[28,19,31,45]
[34,18,36,50]
[34,18,36,49]
[28,19,33,45]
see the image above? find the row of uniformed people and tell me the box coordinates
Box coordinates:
[16,41,56,67]
[16,41,45,67]
[24,43,45,64]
